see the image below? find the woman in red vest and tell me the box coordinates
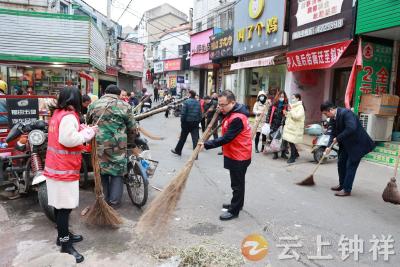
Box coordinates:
[44,87,98,263]
[201,90,252,221]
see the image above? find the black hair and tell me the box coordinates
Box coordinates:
[218,90,236,102]
[82,94,91,103]
[189,90,196,98]
[16,88,24,95]
[127,92,131,97]
[293,93,302,100]
[204,96,211,100]
[57,87,82,113]
[320,101,336,112]
[105,84,121,95]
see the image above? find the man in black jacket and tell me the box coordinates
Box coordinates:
[171,90,202,156]
[321,101,375,197]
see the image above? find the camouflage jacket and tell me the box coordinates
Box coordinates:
[87,94,137,176]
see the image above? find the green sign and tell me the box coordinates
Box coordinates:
[354,41,393,113]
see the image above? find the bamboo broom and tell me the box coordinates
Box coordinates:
[382,147,400,204]
[135,109,221,236]
[83,138,124,227]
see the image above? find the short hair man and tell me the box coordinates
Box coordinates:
[320,101,375,196]
[171,90,202,156]
[201,90,252,220]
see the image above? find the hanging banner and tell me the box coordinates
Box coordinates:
[286,39,351,72]
[164,59,182,72]
[154,61,164,74]
[354,41,393,113]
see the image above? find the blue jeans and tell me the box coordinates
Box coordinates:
[101,175,123,205]
[338,148,361,193]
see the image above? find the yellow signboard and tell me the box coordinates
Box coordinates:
[248,0,265,19]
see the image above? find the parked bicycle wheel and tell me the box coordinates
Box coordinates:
[125,162,148,207]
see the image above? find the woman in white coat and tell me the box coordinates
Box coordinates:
[282,93,305,163]
[252,91,270,153]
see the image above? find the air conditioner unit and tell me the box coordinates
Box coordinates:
[359,113,394,141]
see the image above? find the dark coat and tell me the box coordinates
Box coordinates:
[328,108,375,161]
[203,99,218,120]
[181,98,202,123]
[266,103,287,132]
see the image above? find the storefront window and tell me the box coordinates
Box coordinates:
[248,64,286,98]
[5,66,79,95]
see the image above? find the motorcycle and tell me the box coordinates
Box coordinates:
[305,120,339,163]
[2,120,55,221]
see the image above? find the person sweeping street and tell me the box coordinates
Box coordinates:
[200,90,252,221]
[321,101,375,196]
[44,87,98,263]
[87,84,140,208]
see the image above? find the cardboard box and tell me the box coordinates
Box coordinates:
[359,94,400,116]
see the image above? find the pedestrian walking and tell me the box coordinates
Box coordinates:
[171,90,202,156]
[266,90,289,160]
[200,96,207,132]
[201,90,252,221]
[154,86,159,102]
[44,87,98,263]
[87,84,139,208]
[321,101,375,196]
[282,93,305,163]
[164,92,172,118]
[252,91,270,153]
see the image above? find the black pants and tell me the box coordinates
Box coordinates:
[338,148,361,193]
[255,132,267,150]
[201,117,206,132]
[165,109,169,118]
[206,117,218,140]
[54,208,71,239]
[175,121,200,154]
[229,167,247,215]
[288,142,299,159]
[154,94,159,102]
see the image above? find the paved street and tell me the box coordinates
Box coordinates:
[1,113,400,267]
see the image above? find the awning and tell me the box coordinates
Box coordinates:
[286,40,352,72]
[230,56,275,71]
[79,72,94,81]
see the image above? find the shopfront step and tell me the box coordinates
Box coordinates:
[375,141,400,150]
[364,152,397,167]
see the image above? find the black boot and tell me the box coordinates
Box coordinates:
[56,232,83,246]
[261,145,265,153]
[281,152,288,159]
[255,146,259,153]
[273,153,278,160]
[287,157,296,164]
[59,236,84,263]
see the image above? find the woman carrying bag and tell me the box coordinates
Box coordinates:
[44,87,98,263]
[253,91,271,153]
[266,90,289,159]
[283,93,305,164]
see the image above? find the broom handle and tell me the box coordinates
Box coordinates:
[311,142,335,175]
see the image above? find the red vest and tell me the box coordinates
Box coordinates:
[222,112,252,161]
[44,109,82,182]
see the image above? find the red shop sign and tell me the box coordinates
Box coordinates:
[286,40,352,72]
[164,58,181,71]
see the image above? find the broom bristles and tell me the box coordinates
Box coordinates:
[382,177,400,205]
[83,138,123,226]
[296,175,315,186]
[135,110,221,236]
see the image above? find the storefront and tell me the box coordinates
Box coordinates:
[190,28,218,97]
[0,8,106,95]
[232,0,287,110]
[287,0,357,123]
[99,66,118,95]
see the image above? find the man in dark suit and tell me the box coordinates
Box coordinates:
[321,101,375,197]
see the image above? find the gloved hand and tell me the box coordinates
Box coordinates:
[80,126,98,142]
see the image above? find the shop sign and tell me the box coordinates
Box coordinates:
[120,42,144,73]
[177,76,185,83]
[168,75,177,88]
[106,66,118,76]
[190,29,213,67]
[286,39,351,72]
[296,0,345,27]
[210,30,234,60]
[354,41,393,111]
[164,59,182,72]
[233,0,286,56]
[6,98,39,127]
[154,61,164,74]
[231,56,275,70]
[292,19,344,40]
[289,0,355,51]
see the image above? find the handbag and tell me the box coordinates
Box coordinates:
[261,123,271,136]
[270,127,283,152]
